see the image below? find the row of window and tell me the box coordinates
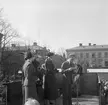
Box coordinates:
[79,52,108,58]
[89,60,108,67]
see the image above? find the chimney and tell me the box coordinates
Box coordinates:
[79,43,83,47]
[93,44,96,46]
[33,42,37,46]
[89,43,91,46]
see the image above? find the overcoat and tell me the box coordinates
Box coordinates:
[22,59,38,103]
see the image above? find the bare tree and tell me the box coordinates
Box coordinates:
[57,47,67,60]
[0,8,20,79]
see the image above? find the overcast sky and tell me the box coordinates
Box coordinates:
[0,0,108,51]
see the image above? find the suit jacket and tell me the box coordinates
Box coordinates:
[61,61,74,84]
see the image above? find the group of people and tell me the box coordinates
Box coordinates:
[22,51,83,105]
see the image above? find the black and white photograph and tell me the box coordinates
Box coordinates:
[0,0,107,105]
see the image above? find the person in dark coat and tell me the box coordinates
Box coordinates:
[22,51,39,103]
[44,55,59,101]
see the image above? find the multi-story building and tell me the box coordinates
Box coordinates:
[66,43,108,68]
[29,42,49,57]
[7,42,49,65]
[8,42,49,57]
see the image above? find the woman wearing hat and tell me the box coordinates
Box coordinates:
[22,51,40,103]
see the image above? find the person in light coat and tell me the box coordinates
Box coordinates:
[22,52,39,103]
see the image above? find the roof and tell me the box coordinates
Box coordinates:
[6,44,44,51]
[5,46,28,51]
[29,45,43,50]
[66,45,108,51]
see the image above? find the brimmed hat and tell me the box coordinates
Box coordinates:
[46,52,54,57]
[24,52,32,60]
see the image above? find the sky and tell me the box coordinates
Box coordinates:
[0,0,108,52]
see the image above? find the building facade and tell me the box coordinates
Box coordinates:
[66,43,108,68]
[8,42,49,57]
[29,42,49,57]
[8,42,49,65]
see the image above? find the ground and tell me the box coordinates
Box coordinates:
[42,95,99,105]
[72,95,99,105]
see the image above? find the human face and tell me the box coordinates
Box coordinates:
[70,57,78,65]
[69,58,75,64]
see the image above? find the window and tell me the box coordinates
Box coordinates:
[97,59,102,67]
[104,52,108,58]
[86,53,89,58]
[105,61,108,67]
[92,53,96,58]
[80,53,83,58]
[98,52,102,58]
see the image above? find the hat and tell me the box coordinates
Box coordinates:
[24,52,32,60]
[46,52,54,57]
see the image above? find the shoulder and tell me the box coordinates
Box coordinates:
[31,57,40,67]
[77,64,82,69]
[24,59,33,68]
[45,57,52,62]
[45,57,53,65]
[62,61,69,65]
[61,61,70,69]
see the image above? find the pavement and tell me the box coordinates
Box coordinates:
[48,95,99,105]
[72,95,99,105]
[0,95,99,105]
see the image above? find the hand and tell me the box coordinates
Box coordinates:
[74,74,80,82]
[68,67,73,71]
[69,67,77,71]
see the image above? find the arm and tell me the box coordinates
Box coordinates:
[61,61,77,74]
[62,67,77,73]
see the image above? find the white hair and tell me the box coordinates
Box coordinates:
[25,98,40,105]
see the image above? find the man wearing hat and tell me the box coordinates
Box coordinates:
[61,52,77,72]
[61,52,78,105]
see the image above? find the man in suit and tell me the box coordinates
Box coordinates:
[61,53,78,105]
